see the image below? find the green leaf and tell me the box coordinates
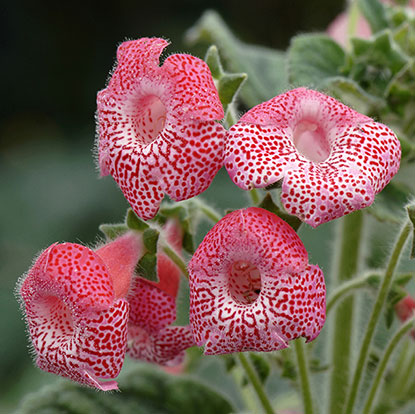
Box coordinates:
[142,228,160,254]
[287,34,346,87]
[16,366,235,414]
[259,193,302,232]
[98,223,128,240]
[136,252,158,282]
[358,0,388,34]
[186,10,288,107]
[321,76,386,114]
[407,202,415,259]
[126,208,149,231]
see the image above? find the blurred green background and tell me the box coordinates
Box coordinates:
[3,0,408,411]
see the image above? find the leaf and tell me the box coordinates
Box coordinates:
[98,223,128,240]
[142,228,160,254]
[186,10,288,107]
[136,252,158,282]
[16,366,235,414]
[321,76,386,114]
[287,34,346,88]
[126,208,149,231]
[358,0,389,34]
[259,193,302,232]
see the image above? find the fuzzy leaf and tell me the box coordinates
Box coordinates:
[16,366,235,414]
[126,208,150,231]
[98,223,128,240]
[358,0,389,34]
[259,193,302,232]
[136,252,158,282]
[186,10,288,107]
[407,203,415,259]
[288,34,346,87]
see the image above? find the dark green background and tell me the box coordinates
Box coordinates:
[0,0,368,411]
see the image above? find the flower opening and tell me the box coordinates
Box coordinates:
[189,207,326,355]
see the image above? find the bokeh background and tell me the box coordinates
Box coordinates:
[2,0,408,411]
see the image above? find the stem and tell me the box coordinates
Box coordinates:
[362,317,415,414]
[329,210,364,414]
[194,199,221,223]
[249,188,260,205]
[294,339,314,414]
[162,244,189,278]
[344,221,411,414]
[237,353,276,414]
[326,274,375,314]
[347,0,360,49]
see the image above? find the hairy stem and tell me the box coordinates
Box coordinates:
[329,210,364,414]
[162,244,189,278]
[344,221,411,414]
[294,339,314,414]
[363,317,415,414]
[237,353,276,414]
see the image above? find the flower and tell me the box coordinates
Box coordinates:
[127,219,195,365]
[395,294,415,338]
[17,232,142,391]
[188,207,326,355]
[224,88,401,227]
[96,37,226,220]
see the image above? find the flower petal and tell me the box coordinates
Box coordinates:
[128,278,176,334]
[145,119,225,201]
[189,208,325,354]
[128,325,195,366]
[162,53,224,120]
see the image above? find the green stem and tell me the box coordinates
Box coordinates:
[162,244,189,278]
[249,188,260,205]
[344,221,411,414]
[194,199,221,223]
[347,0,360,49]
[326,274,374,314]
[363,317,415,414]
[329,210,364,414]
[294,339,314,414]
[237,353,276,414]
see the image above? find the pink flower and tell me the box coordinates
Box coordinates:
[395,294,415,338]
[17,232,142,391]
[188,207,326,355]
[224,88,401,227]
[96,38,226,220]
[127,219,195,365]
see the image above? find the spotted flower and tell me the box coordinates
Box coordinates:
[225,88,401,227]
[188,207,326,355]
[97,37,226,220]
[127,219,195,365]
[395,294,415,338]
[17,232,142,391]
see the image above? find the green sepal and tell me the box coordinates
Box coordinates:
[259,193,302,232]
[126,208,150,231]
[406,202,415,259]
[357,0,389,34]
[136,252,158,282]
[287,34,346,88]
[158,202,197,255]
[385,284,407,328]
[142,228,160,254]
[98,223,128,240]
[204,44,224,79]
[218,72,248,107]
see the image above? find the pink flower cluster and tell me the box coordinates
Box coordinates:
[18,37,401,390]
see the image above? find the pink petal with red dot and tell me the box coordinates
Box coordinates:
[97,38,226,220]
[18,240,134,390]
[225,88,401,227]
[188,207,326,355]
